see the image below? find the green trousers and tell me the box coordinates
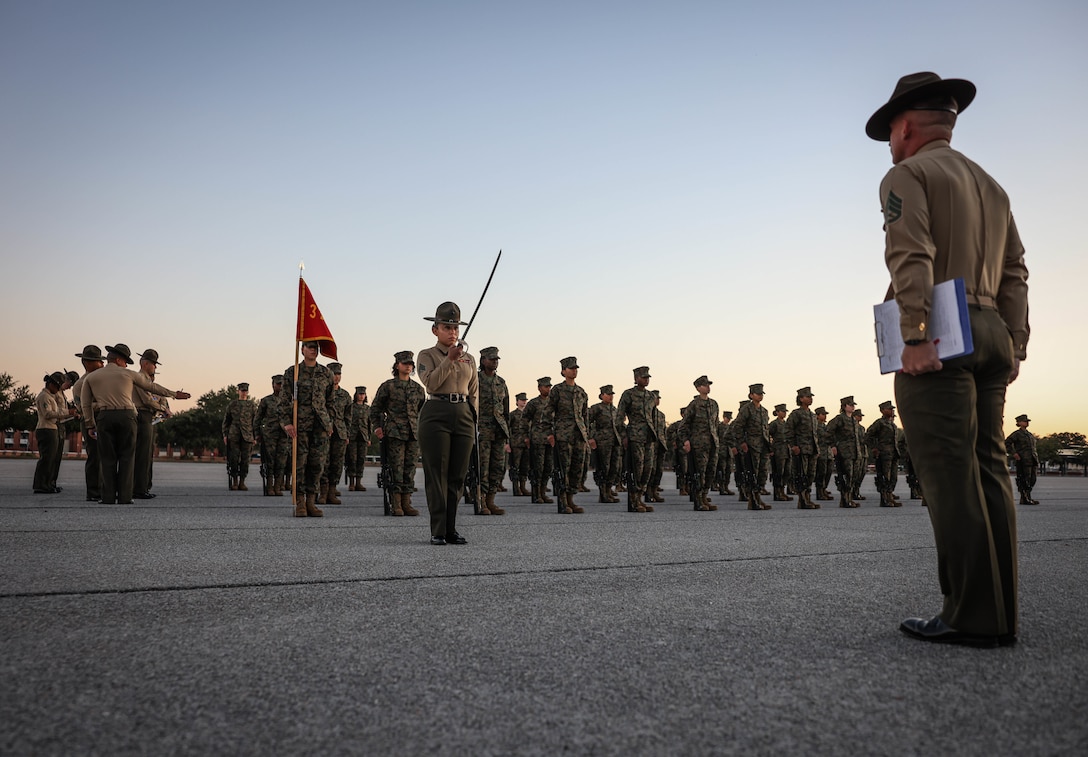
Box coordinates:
[418,401,474,539]
[895,307,1017,637]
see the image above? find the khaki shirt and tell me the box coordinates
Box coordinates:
[35,388,68,430]
[132,370,170,413]
[80,363,177,429]
[416,343,479,414]
[881,140,1029,358]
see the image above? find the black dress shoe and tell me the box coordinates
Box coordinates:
[900,616,1000,648]
[33,489,53,494]
[447,532,467,545]
[52,486,63,493]
[134,492,157,499]
[86,496,100,502]
[430,536,447,545]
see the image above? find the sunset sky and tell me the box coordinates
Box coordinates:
[2,1,1085,437]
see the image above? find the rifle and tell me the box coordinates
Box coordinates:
[792,449,806,498]
[624,439,635,511]
[872,449,888,497]
[833,453,849,500]
[905,459,919,496]
[590,444,601,488]
[688,447,700,504]
[550,441,566,513]
[378,435,392,516]
[735,445,761,504]
[465,439,483,513]
[258,435,270,496]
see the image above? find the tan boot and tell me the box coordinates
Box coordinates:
[490,492,506,515]
[315,483,327,505]
[229,476,237,491]
[293,492,307,517]
[616,482,626,493]
[558,491,573,514]
[238,477,248,491]
[305,492,324,517]
[568,492,584,513]
[331,483,342,499]
[477,493,492,515]
[641,490,654,512]
[607,486,619,503]
[518,478,531,497]
[272,476,283,497]
[598,486,609,503]
[391,492,404,516]
[402,493,419,516]
[541,485,553,504]
[327,484,342,505]
[703,492,717,511]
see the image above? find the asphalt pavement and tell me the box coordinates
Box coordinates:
[1,459,1085,756]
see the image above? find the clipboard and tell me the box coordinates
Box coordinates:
[874,278,974,374]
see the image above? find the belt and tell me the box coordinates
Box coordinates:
[428,393,469,403]
[98,407,136,413]
[965,293,997,309]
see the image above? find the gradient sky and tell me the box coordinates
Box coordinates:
[2,0,1085,437]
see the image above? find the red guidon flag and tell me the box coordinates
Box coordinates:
[297,278,338,360]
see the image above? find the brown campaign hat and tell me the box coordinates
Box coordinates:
[693,375,712,388]
[138,348,161,366]
[105,344,134,365]
[46,371,66,386]
[394,351,415,364]
[75,345,103,361]
[866,71,976,141]
[424,301,468,325]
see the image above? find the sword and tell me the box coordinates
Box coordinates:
[458,249,502,349]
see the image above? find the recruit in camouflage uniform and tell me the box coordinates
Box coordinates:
[732,384,772,510]
[523,377,554,504]
[1005,414,1040,505]
[852,408,867,501]
[825,396,861,508]
[588,385,622,503]
[281,342,334,517]
[547,357,589,514]
[666,415,688,496]
[784,386,820,509]
[477,346,510,516]
[615,367,658,512]
[768,403,793,502]
[370,351,425,517]
[865,400,902,507]
[320,363,353,505]
[680,375,720,511]
[897,427,922,501]
[649,391,668,503]
[715,411,735,495]
[254,375,288,496]
[345,386,371,492]
[223,383,257,492]
[813,406,834,501]
[507,392,530,496]
[730,401,750,501]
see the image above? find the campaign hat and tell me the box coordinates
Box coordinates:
[424,301,468,325]
[866,71,976,141]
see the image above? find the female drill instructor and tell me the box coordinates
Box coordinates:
[417,302,479,545]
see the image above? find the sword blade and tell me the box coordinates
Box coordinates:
[460,249,502,344]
